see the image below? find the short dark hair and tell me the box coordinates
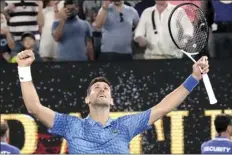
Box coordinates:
[87,77,111,95]
[21,32,35,41]
[64,0,76,6]
[214,114,232,133]
[0,121,8,138]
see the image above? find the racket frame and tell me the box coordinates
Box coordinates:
[168,3,217,104]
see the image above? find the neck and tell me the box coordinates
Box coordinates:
[1,137,7,143]
[114,3,123,11]
[89,106,110,126]
[156,2,168,14]
[217,132,230,139]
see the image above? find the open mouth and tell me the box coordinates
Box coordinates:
[98,95,106,98]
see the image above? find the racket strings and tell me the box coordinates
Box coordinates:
[170,5,208,54]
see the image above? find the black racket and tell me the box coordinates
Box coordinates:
[168,3,217,104]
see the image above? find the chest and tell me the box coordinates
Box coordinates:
[107,10,134,26]
[63,21,86,37]
[67,123,130,152]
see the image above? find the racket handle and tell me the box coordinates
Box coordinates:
[202,74,217,104]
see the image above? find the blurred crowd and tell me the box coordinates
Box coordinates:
[0,0,231,62]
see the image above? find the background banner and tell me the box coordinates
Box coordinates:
[1,60,232,154]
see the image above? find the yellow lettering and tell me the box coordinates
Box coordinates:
[167,111,189,154]
[1,114,38,154]
[154,119,165,141]
[205,110,222,139]
[60,113,81,154]
[224,110,232,115]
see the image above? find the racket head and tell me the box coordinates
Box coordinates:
[168,3,209,54]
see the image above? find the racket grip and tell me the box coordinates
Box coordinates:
[202,74,217,104]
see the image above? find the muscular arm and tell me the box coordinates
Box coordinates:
[94,7,108,29]
[53,20,65,41]
[5,32,15,49]
[146,56,209,126]
[20,81,55,128]
[148,84,190,125]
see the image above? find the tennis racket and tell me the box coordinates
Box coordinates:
[168,3,217,104]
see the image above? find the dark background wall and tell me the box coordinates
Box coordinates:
[1,59,232,154]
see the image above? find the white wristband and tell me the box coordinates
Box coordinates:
[18,66,32,82]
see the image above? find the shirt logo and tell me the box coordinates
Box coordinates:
[203,146,231,152]
[0,151,10,154]
[113,129,119,134]
[0,38,7,46]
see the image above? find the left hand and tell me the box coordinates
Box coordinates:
[0,27,10,35]
[192,56,209,81]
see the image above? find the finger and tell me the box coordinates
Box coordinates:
[18,53,25,59]
[27,51,34,57]
[202,69,209,74]
[197,60,208,68]
[20,51,30,58]
[202,56,208,65]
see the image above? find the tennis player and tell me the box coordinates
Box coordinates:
[201,114,232,154]
[0,120,20,154]
[16,50,209,153]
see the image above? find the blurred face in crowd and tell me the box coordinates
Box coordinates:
[86,82,113,108]
[22,37,35,50]
[49,1,59,6]
[155,0,168,6]
[65,4,78,20]
[113,0,123,6]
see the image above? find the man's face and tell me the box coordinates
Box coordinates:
[65,4,78,19]
[87,82,113,107]
[113,0,122,6]
[22,37,35,49]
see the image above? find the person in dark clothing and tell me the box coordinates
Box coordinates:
[134,0,155,17]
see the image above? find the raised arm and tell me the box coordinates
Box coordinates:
[148,56,209,125]
[94,1,111,29]
[52,8,69,41]
[16,50,55,128]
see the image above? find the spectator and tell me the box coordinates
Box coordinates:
[21,32,41,61]
[4,0,43,56]
[91,8,102,60]
[134,0,155,17]
[95,0,139,61]
[82,0,102,17]
[52,0,94,61]
[39,0,59,61]
[208,0,232,59]
[0,11,15,63]
[134,0,193,59]
[0,120,20,154]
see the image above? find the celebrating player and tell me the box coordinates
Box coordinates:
[16,50,209,153]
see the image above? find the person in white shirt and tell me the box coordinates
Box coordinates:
[39,0,60,61]
[134,0,193,59]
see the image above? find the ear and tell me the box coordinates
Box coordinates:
[85,96,90,104]
[228,126,232,132]
[110,98,114,106]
